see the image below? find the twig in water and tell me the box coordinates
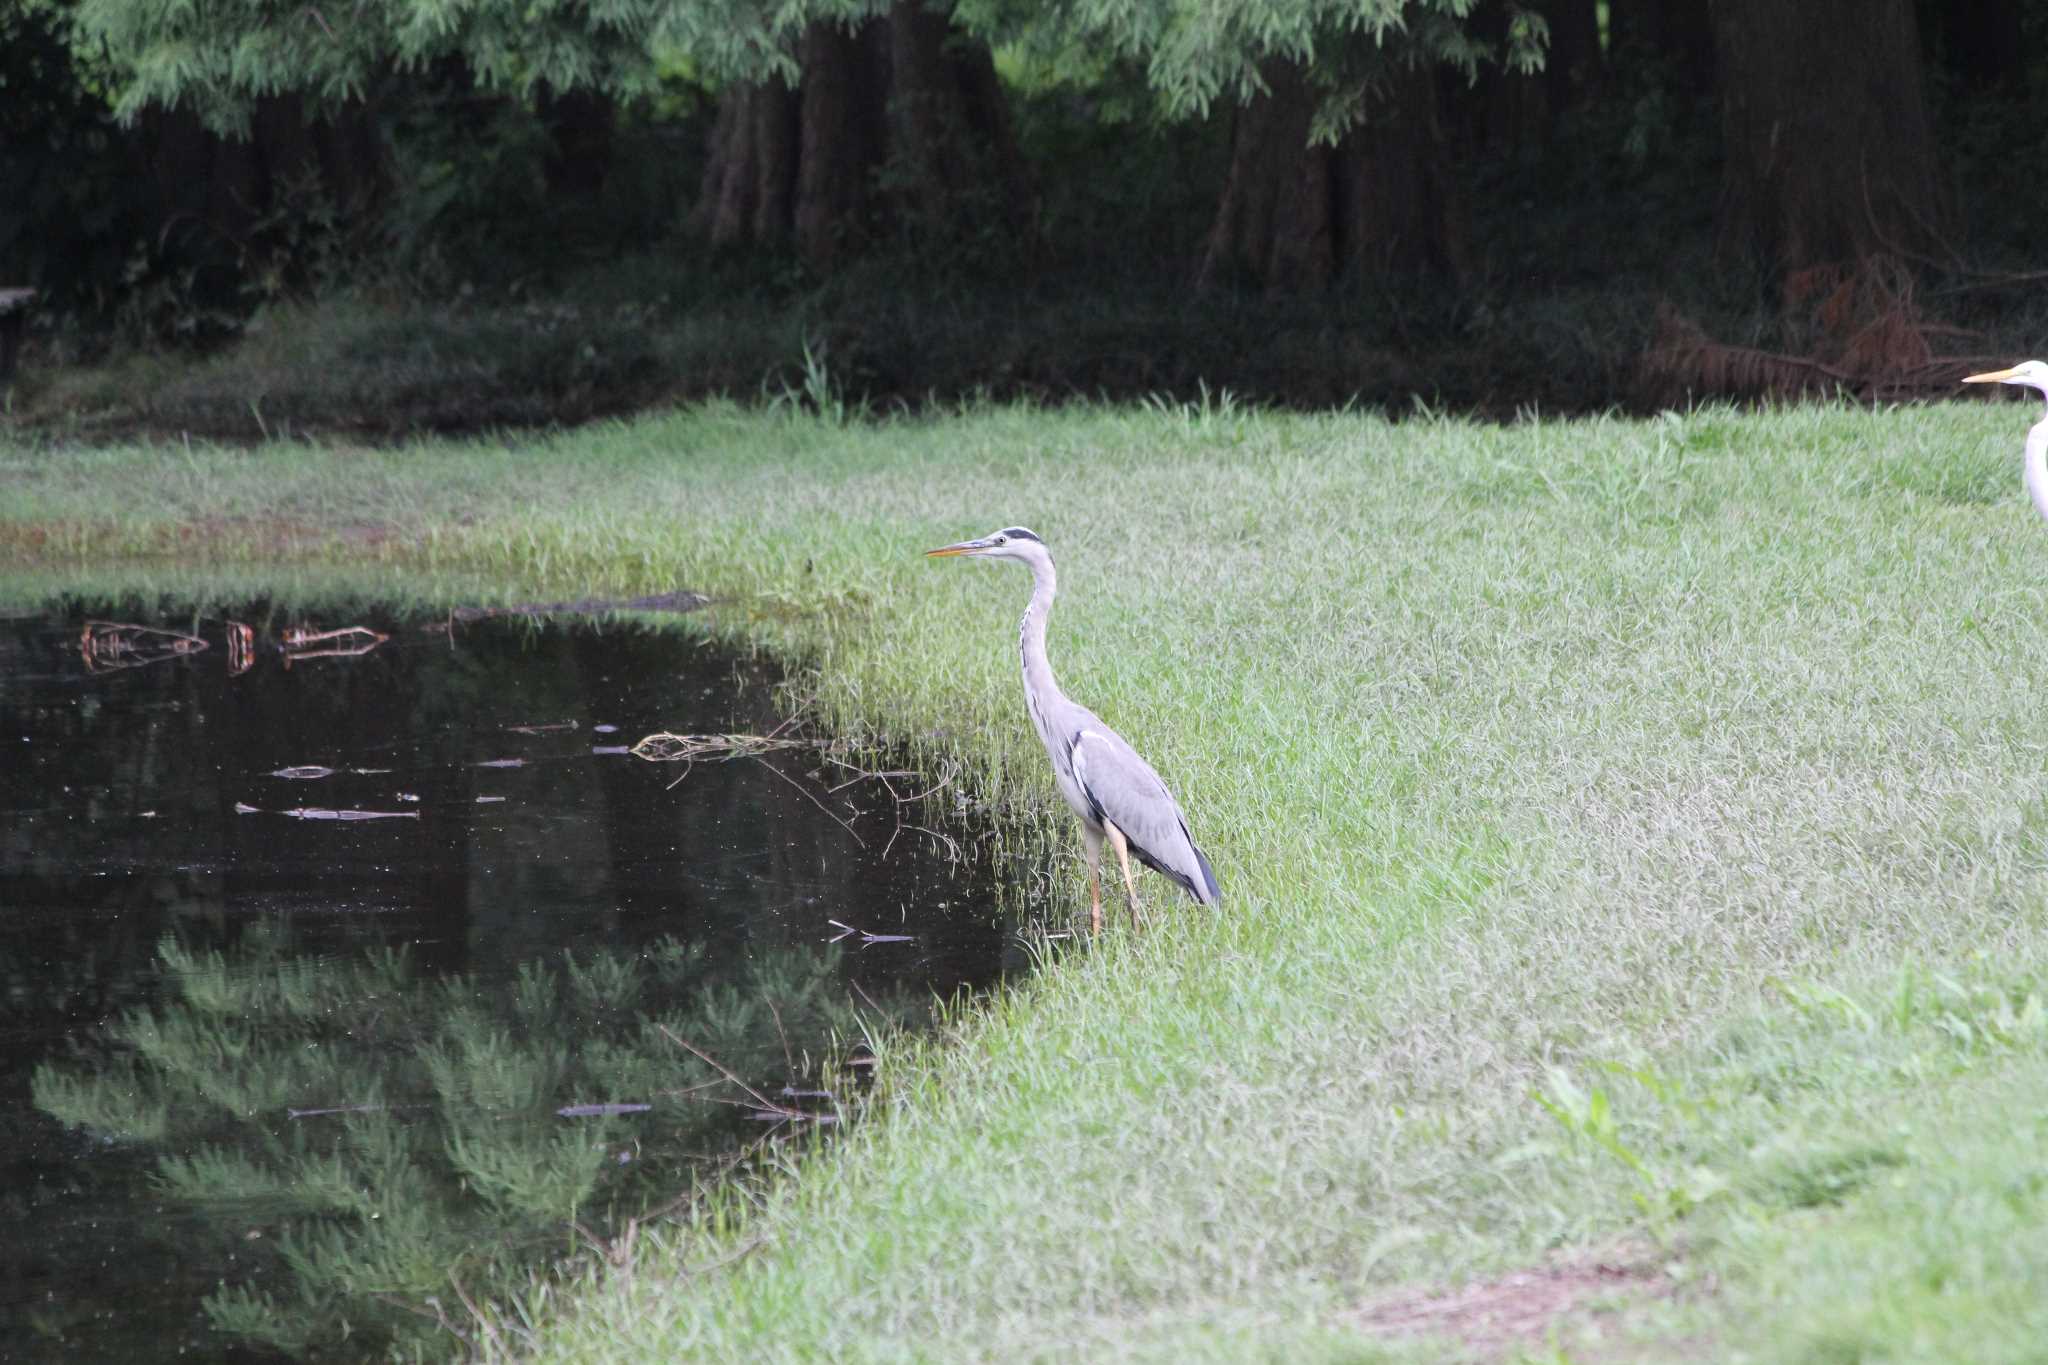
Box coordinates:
[824,754,919,794]
[226,622,256,676]
[281,807,420,821]
[80,621,206,674]
[767,997,794,1075]
[280,624,388,667]
[847,978,888,1018]
[907,823,960,861]
[286,1102,423,1119]
[656,1026,789,1116]
[760,761,865,848]
[446,1264,511,1360]
[630,732,805,762]
[827,919,914,948]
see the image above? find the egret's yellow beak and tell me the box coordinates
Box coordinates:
[925,538,988,557]
[1964,368,2019,384]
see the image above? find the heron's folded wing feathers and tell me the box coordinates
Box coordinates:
[1069,727,1219,904]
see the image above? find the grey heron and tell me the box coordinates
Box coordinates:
[1964,361,2048,522]
[926,527,1221,932]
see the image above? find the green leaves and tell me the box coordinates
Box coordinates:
[76,0,1539,134]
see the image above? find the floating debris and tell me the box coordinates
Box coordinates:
[269,766,336,780]
[286,1103,417,1120]
[630,732,804,763]
[508,720,578,735]
[281,624,388,667]
[593,724,620,734]
[226,622,256,676]
[281,807,420,821]
[80,621,207,674]
[590,746,631,756]
[476,758,527,769]
[555,1103,653,1119]
[827,919,914,947]
[475,795,507,804]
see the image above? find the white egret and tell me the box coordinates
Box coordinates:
[1964,361,2048,522]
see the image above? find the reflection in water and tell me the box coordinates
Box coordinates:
[36,933,897,1357]
[0,601,1028,1361]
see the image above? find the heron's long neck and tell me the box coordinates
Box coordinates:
[2027,411,2048,526]
[1019,556,1065,731]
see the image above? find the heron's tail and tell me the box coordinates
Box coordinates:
[1189,843,1221,907]
[1130,829,1222,907]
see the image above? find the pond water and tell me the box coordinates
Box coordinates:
[0,599,1028,1362]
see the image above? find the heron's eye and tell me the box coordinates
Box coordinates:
[993,536,1007,546]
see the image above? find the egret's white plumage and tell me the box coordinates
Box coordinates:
[927,527,1220,932]
[1965,361,2048,523]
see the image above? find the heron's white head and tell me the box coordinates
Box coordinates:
[925,526,1052,567]
[1964,361,2048,396]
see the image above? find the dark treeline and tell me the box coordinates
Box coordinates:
[5,0,2047,426]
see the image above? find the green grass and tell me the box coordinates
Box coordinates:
[8,395,2048,1361]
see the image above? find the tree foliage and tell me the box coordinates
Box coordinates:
[78,0,779,130]
[79,0,1541,135]
[14,0,2025,385]
[983,0,1535,130]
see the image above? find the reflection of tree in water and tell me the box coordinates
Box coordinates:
[34,930,906,1357]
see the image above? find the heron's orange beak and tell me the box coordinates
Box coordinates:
[924,538,987,557]
[1964,368,2019,384]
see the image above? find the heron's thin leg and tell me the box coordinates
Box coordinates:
[1104,821,1144,929]
[1082,824,1105,935]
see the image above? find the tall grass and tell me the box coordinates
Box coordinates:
[8,396,2048,1360]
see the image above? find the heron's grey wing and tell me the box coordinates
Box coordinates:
[1068,725,1221,905]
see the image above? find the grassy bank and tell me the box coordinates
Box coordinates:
[9,396,2048,1360]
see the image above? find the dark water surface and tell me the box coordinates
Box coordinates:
[0,601,1025,1362]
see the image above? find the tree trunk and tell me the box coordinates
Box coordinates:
[885,0,1031,245]
[1340,63,1465,281]
[139,95,388,270]
[1709,0,1948,272]
[1201,59,1463,293]
[540,87,616,201]
[1446,0,1601,159]
[1611,0,1715,92]
[1200,62,1325,290]
[1543,0,1603,111]
[793,18,891,269]
[1935,0,2024,95]
[692,80,801,248]
[690,2,1026,270]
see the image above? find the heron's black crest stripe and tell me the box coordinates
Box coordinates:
[999,527,1042,543]
[1067,733,1108,826]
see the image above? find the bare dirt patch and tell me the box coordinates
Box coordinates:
[1352,1250,1678,1361]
